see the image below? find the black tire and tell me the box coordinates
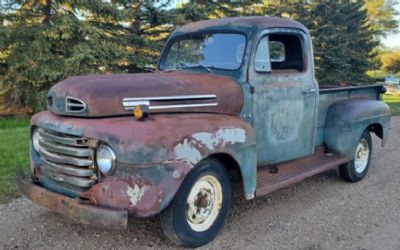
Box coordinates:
[339,130,372,182]
[160,158,231,248]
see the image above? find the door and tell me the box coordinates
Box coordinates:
[250,29,318,165]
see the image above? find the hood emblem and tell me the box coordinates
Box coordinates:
[66,96,87,113]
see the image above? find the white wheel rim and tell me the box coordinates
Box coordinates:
[186,175,223,232]
[354,138,370,174]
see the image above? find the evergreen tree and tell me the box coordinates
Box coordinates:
[243,0,380,84]
[0,0,171,111]
[307,1,379,84]
[0,0,398,111]
[172,0,259,24]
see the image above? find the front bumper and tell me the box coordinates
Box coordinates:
[16,170,128,229]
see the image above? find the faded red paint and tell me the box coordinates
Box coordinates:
[81,177,162,216]
[48,71,243,117]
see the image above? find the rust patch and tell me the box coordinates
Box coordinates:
[16,170,128,229]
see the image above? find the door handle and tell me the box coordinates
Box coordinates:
[303,88,317,94]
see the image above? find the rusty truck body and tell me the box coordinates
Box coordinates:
[17,16,391,247]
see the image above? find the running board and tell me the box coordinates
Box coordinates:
[256,147,349,197]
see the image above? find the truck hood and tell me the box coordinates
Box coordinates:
[47,72,243,117]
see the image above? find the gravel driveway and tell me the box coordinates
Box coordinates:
[1,117,400,250]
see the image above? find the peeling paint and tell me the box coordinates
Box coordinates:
[173,128,247,166]
[173,138,202,165]
[192,128,246,150]
[127,184,145,206]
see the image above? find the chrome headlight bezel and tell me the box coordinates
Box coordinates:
[32,128,41,152]
[96,144,116,175]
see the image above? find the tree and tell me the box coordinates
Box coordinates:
[0,0,171,111]
[381,50,400,73]
[242,0,381,84]
[366,0,399,37]
[309,1,379,84]
[172,0,259,24]
[0,3,13,78]
[1,0,398,111]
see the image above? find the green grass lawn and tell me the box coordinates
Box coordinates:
[382,94,400,116]
[0,117,30,203]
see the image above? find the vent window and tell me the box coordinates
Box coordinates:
[66,97,86,113]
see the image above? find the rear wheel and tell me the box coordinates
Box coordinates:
[339,130,372,182]
[160,159,231,248]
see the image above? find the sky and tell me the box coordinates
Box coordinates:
[381,3,400,48]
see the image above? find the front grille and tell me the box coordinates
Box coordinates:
[37,128,98,189]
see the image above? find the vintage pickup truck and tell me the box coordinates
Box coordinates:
[17,16,390,247]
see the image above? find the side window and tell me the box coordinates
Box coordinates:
[255,33,305,73]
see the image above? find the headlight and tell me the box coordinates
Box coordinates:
[32,129,41,152]
[96,145,116,175]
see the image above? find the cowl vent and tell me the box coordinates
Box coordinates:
[66,97,86,113]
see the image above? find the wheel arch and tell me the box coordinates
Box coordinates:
[367,123,383,140]
[207,152,250,200]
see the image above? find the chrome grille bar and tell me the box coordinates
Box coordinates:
[39,129,91,147]
[41,169,96,187]
[41,159,95,177]
[39,139,93,157]
[39,148,93,167]
[36,128,97,190]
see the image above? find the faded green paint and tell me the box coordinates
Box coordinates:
[323,99,390,158]
[248,28,318,164]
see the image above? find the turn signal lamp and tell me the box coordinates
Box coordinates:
[133,105,149,120]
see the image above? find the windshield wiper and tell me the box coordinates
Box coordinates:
[180,63,213,73]
[162,68,180,73]
[197,63,212,73]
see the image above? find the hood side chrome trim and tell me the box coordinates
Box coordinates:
[122,94,216,102]
[122,94,218,111]
[124,102,218,111]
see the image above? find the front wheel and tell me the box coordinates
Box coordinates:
[160,159,231,248]
[339,130,372,182]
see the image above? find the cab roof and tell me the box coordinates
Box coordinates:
[174,16,309,34]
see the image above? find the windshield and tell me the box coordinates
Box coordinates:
[160,33,246,71]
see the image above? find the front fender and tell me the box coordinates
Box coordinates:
[323,99,391,158]
[32,112,257,216]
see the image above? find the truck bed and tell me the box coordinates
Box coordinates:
[315,84,384,146]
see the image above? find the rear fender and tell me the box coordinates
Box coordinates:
[323,99,390,158]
